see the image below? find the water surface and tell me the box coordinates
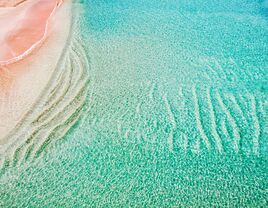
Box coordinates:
[1,0,268,207]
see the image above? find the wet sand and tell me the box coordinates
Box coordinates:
[0,0,72,141]
[0,0,63,66]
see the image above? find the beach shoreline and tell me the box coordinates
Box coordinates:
[0,0,73,143]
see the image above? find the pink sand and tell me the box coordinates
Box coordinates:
[0,0,72,142]
[0,0,62,66]
[0,0,26,7]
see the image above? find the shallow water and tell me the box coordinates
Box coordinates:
[1,0,268,207]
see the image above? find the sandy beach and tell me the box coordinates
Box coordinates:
[0,0,26,7]
[0,0,72,142]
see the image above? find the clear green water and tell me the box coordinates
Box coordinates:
[1,0,268,207]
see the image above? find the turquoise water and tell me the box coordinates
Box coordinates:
[1,0,268,207]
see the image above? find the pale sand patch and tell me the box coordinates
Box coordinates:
[0,0,72,142]
[0,0,26,7]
